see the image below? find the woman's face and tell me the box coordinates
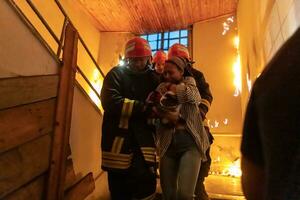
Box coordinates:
[163,62,183,83]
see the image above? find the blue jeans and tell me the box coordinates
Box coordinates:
[160,129,202,200]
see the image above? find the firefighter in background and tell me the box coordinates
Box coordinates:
[100,37,159,200]
[153,50,167,74]
[168,43,213,200]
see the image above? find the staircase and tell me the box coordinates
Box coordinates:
[0,0,104,199]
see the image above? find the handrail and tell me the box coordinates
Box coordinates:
[25,0,60,44]
[57,18,68,57]
[53,0,105,78]
[9,0,104,109]
[76,67,101,100]
[7,0,60,64]
[78,36,105,77]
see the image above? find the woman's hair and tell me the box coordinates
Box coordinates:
[183,68,193,77]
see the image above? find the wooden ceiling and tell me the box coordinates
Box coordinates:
[77,0,237,34]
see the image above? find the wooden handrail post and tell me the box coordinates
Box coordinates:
[46,23,78,200]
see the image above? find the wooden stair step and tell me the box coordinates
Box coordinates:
[64,158,78,190]
[64,172,95,200]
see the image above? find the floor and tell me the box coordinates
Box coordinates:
[205,175,245,199]
[155,175,245,200]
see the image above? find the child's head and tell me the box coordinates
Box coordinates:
[163,56,186,84]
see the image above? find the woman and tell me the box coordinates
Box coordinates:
[153,56,210,200]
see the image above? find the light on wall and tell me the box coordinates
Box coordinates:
[89,69,103,111]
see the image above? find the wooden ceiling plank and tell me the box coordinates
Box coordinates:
[76,0,237,33]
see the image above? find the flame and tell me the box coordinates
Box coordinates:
[222,16,234,35]
[223,118,228,125]
[246,73,252,92]
[233,40,242,97]
[228,159,242,177]
[233,36,239,49]
[214,120,219,128]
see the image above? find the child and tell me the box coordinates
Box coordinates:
[148,56,210,200]
[147,83,180,125]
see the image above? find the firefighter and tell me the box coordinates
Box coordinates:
[168,43,213,200]
[153,50,167,74]
[100,37,159,200]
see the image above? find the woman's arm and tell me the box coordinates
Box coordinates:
[176,77,201,104]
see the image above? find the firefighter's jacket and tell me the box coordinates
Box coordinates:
[100,65,159,172]
[187,66,214,143]
[188,67,213,116]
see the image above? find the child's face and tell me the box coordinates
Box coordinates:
[163,62,183,83]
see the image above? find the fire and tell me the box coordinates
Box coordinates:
[233,36,239,49]
[233,36,242,97]
[246,73,252,92]
[227,159,242,177]
[233,54,242,96]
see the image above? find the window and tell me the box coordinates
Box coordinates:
[141,29,189,54]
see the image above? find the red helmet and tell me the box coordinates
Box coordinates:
[125,37,152,58]
[153,50,167,64]
[168,43,190,60]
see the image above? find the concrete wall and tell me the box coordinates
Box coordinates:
[237,0,300,112]
[70,86,108,200]
[0,0,59,78]
[13,0,101,59]
[70,88,102,176]
[12,0,103,111]
[98,32,134,75]
[192,18,244,196]
[193,16,242,134]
